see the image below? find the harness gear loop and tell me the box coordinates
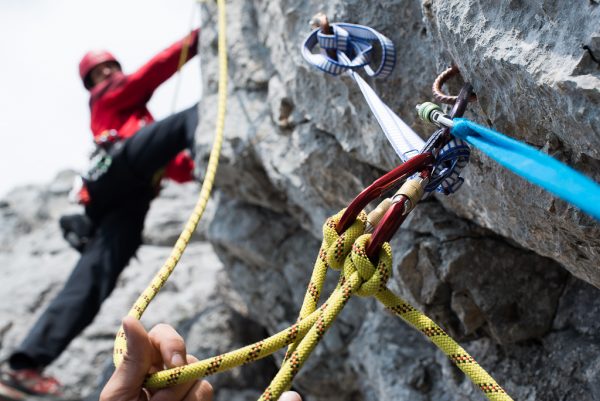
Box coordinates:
[432,65,477,104]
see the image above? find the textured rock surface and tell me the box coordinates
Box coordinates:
[422,0,600,287]
[1,1,600,401]
[194,0,600,400]
[0,176,271,401]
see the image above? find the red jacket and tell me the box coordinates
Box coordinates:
[89,29,199,183]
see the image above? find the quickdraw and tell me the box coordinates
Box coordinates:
[111,8,600,401]
[114,11,511,401]
[302,15,469,195]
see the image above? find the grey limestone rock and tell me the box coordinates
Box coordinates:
[2,1,600,400]
[194,0,600,400]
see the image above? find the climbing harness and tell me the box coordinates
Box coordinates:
[417,97,600,220]
[68,135,124,206]
[70,16,204,208]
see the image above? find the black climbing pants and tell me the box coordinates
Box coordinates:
[9,105,198,370]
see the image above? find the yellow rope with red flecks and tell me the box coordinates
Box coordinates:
[122,207,513,401]
[113,0,227,368]
[113,1,513,399]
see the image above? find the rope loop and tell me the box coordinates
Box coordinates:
[322,209,367,270]
[344,234,392,297]
[302,23,396,78]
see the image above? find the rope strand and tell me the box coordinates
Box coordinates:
[113,0,228,367]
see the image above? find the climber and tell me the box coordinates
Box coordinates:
[98,317,303,401]
[0,29,202,400]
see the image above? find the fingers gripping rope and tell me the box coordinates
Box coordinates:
[130,209,511,401]
[108,2,513,397]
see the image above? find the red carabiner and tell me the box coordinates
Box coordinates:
[366,170,430,259]
[364,83,476,260]
[336,152,434,234]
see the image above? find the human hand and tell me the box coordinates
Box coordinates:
[100,316,213,401]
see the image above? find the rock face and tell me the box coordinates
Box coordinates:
[1,1,600,401]
[194,0,600,400]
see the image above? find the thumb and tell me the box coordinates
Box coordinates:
[101,317,153,401]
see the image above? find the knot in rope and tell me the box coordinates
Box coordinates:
[322,209,367,270]
[344,234,392,297]
[302,23,396,78]
[425,138,471,194]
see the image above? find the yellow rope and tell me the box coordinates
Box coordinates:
[134,209,512,401]
[111,1,513,398]
[113,0,227,367]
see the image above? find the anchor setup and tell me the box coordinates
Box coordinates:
[112,6,600,401]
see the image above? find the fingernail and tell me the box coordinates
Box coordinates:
[171,353,185,367]
[279,391,300,401]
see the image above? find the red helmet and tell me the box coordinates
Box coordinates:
[78,50,121,90]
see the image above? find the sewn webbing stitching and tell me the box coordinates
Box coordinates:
[302,22,428,165]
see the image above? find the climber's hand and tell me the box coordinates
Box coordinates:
[100,316,213,401]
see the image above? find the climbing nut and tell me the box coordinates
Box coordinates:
[343,234,393,297]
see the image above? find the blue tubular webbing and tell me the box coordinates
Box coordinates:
[452,118,600,220]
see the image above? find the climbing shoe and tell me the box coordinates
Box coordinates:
[0,381,25,401]
[0,368,61,399]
